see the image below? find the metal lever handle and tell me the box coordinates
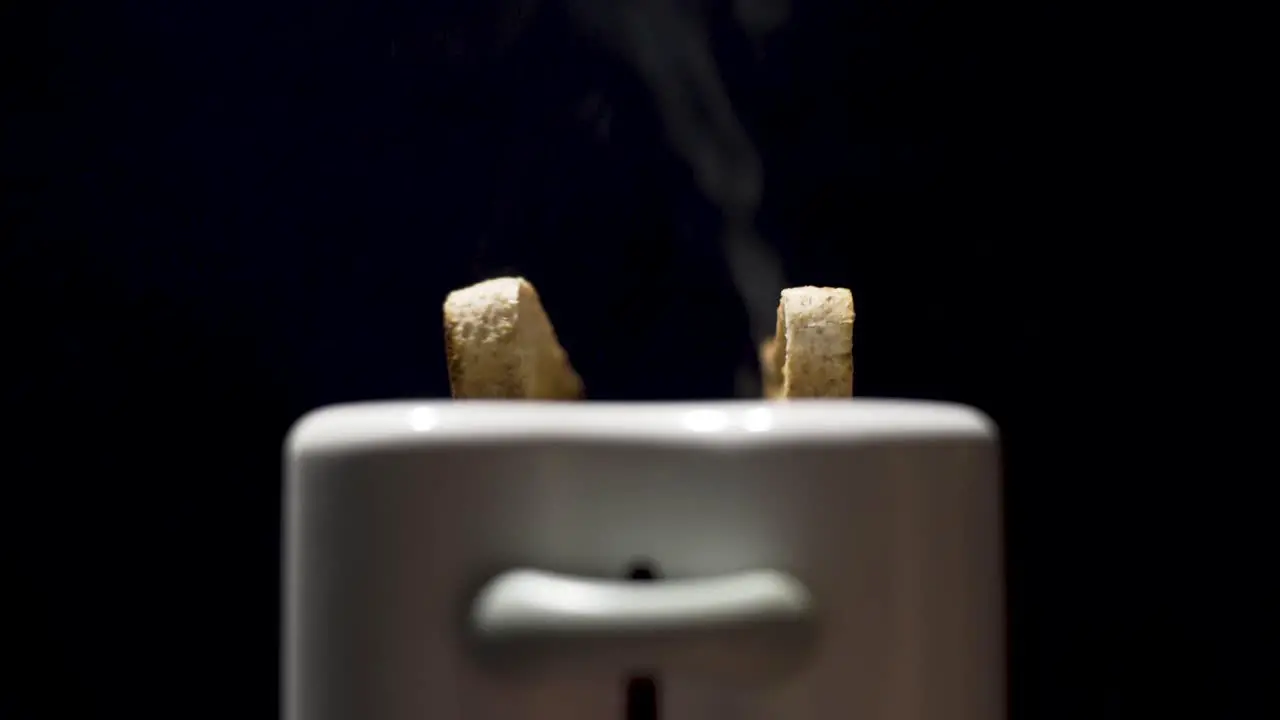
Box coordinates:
[470,568,814,680]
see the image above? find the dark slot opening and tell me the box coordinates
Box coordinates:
[626,560,658,581]
[624,559,660,720]
[625,677,659,720]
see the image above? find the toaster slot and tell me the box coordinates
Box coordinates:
[625,559,660,720]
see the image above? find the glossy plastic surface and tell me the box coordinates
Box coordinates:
[284,400,1003,719]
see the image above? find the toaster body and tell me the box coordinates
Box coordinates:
[284,400,1004,719]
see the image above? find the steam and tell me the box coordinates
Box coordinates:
[564,0,789,355]
[734,0,792,45]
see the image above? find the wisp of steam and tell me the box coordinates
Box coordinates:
[564,0,790,395]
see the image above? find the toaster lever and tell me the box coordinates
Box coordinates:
[470,568,814,680]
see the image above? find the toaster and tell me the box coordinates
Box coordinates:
[283,399,1004,719]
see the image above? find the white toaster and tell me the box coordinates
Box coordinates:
[284,400,1004,719]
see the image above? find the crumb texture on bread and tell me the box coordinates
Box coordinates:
[443,277,583,399]
[771,286,855,399]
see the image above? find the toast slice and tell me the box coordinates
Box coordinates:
[443,277,584,399]
[761,286,855,399]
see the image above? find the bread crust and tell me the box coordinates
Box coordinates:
[761,286,854,399]
[442,277,583,399]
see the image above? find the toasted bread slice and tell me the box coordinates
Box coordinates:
[443,277,583,399]
[760,334,784,399]
[761,286,855,399]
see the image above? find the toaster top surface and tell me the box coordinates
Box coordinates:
[286,399,995,457]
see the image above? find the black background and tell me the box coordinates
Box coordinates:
[4,0,1228,718]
